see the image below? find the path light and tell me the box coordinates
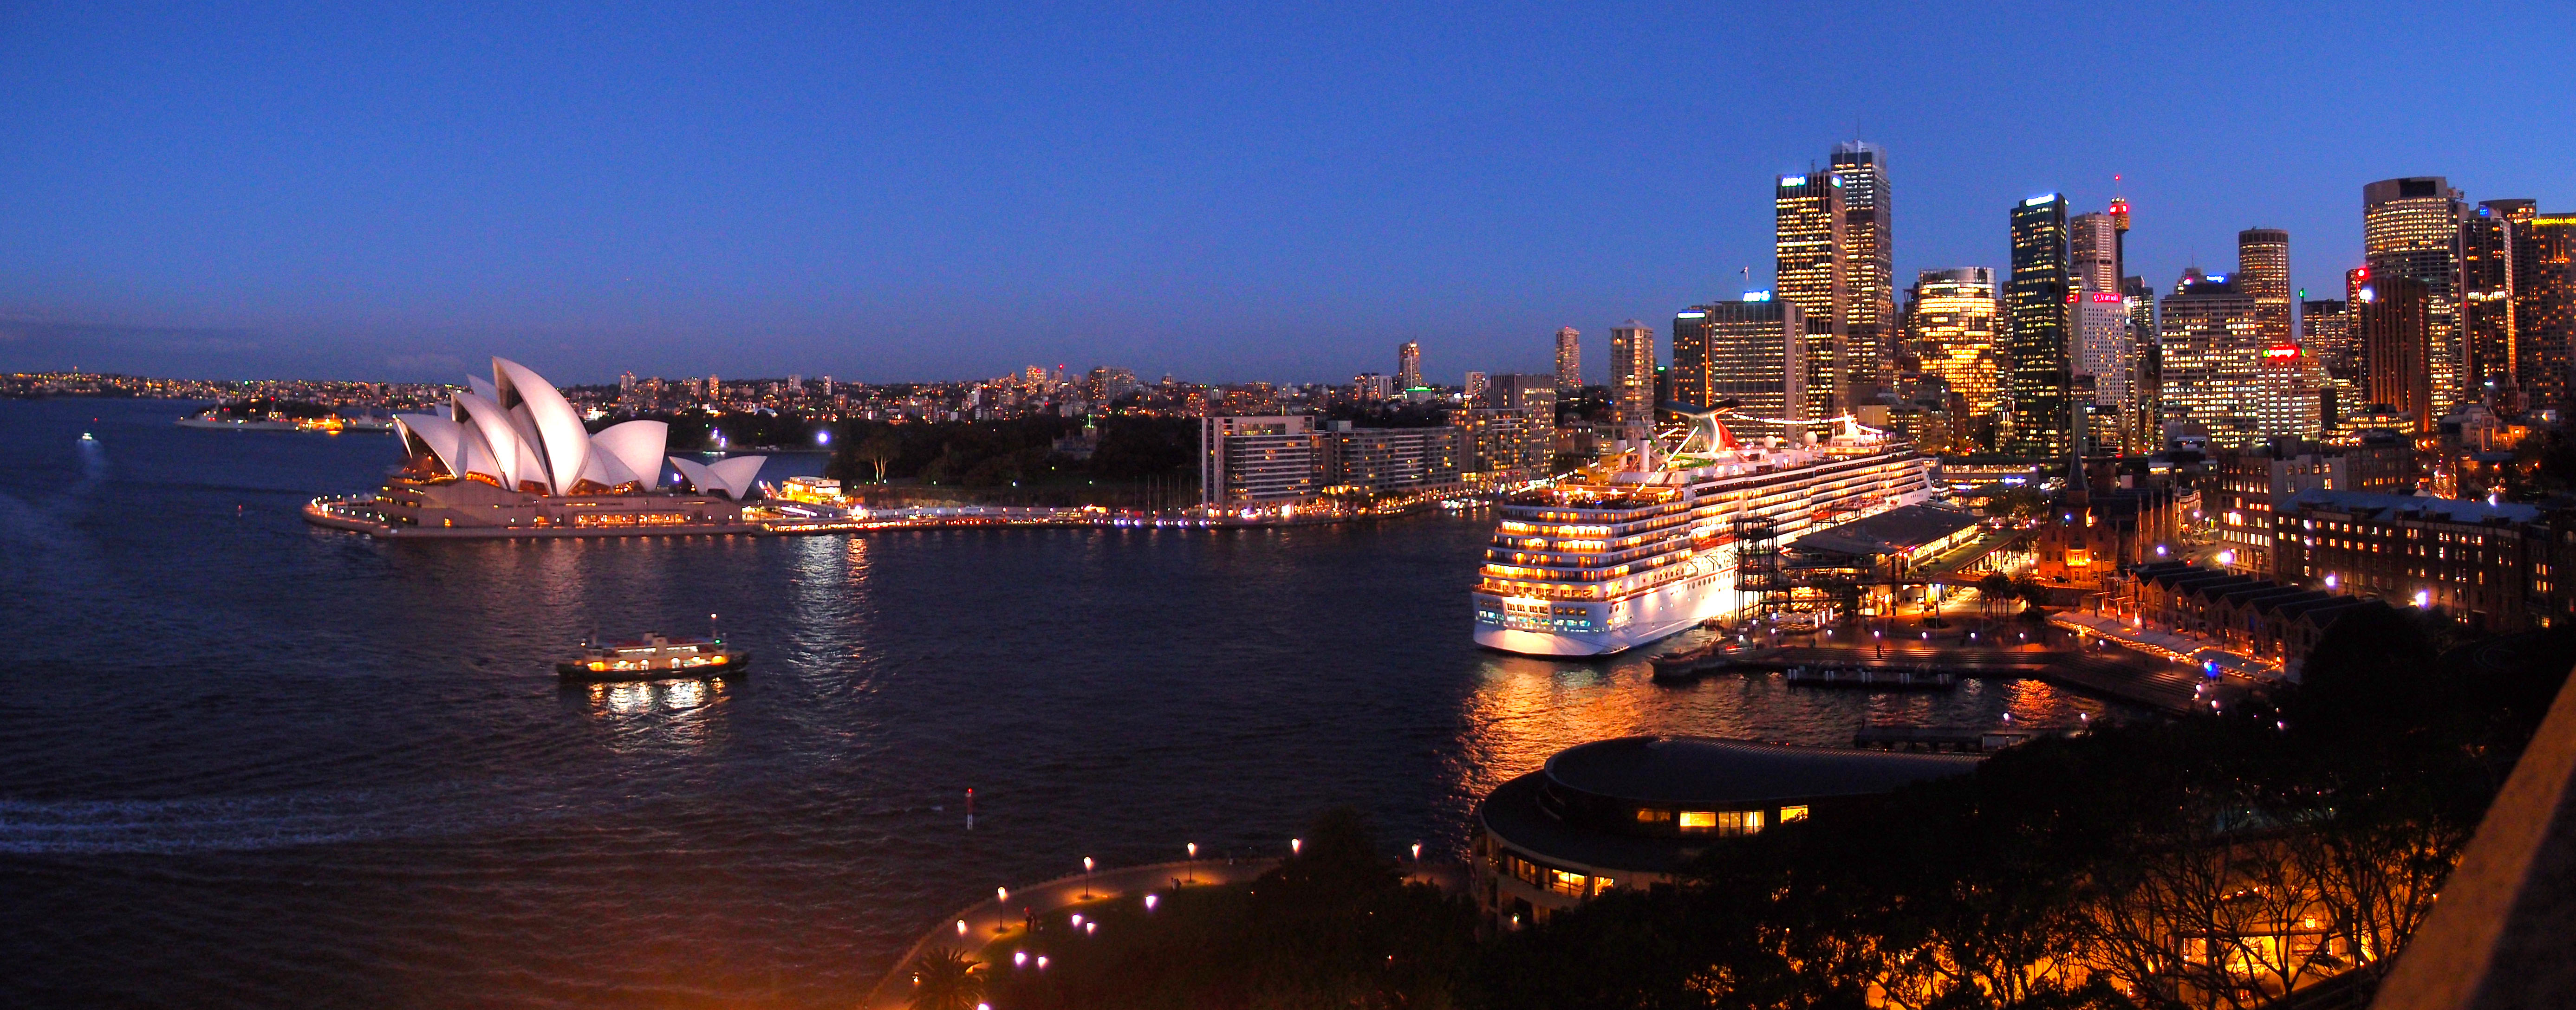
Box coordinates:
[1085,922,1096,935]
[1291,838,1302,855]
[1036,956,1048,970]
[957,919,968,936]
[1144,893,1158,911]
[1014,951,1027,967]
[1083,856,1095,898]
[997,887,1008,902]
[1411,842,1422,861]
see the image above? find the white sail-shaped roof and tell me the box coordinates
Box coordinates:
[453,390,540,490]
[668,455,767,500]
[589,420,668,491]
[393,414,469,479]
[492,358,591,496]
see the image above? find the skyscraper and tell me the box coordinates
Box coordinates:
[1607,321,1655,434]
[1831,142,1894,394]
[2157,269,2264,447]
[2070,213,2121,295]
[2363,178,2465,412]
[1672,299,1808,436]
[2006,194,2073,457]
[2462,199,2537,402]
[1397,342,1423,389]
[2519,214,2576,416]
[1776,170,1848,412]
[1910,267,2004,447]
[2237,228,2292,347]
[2357,273,2433,432]
[1554,327,1582,390]
[1464,371,1489,402]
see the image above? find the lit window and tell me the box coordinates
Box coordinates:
[1678,810,1717,830]
[1779,805,1809,822]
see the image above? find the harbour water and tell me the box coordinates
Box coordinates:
[0,398,2123,1008]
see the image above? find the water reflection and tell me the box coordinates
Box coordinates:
[569,675,738,750]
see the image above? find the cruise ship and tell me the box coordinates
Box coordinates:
[1472,413,1933,656]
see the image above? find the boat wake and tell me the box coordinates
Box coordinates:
[0,778,636,855]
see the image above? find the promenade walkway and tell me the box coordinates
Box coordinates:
[863,856,1462,1009]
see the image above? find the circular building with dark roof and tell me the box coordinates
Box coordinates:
[1475,736,1983,924]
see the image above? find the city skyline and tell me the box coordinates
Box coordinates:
[4,5,2572,384]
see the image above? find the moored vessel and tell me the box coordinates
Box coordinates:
[1471,413,1932,657]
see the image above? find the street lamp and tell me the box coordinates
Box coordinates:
[1411,842,1422,861]
[1291,838,1302,855]
[1083,856,1095,898]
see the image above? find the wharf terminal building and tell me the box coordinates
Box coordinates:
[1475,736,1979,925]
[303,357,769,538]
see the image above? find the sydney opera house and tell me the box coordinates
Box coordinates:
[303,357,768,538]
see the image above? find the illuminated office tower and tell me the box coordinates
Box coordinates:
[1397,341,1423,389]
[2363,177,2465,411]
[2462,199,2537,402]
[2006,194,2073,457]
[1775,170,1849,412]
[1607,320,1656,434]
[2122,275,2159,450]
[2158,269,2264,448]
[1554,327,1582,390]
[1672,298,1808,436]
[2238,228,2292,346]
[2357,273,2434,432]
[2303,295,2357,431]
[1831,142,1895,393]
[2070,213,2121,295]
[2520,214,2576,416]
[2254,341,2325,441]
[2108,196,2133,275]
[1909,268,2004,444]
[2074,292,2133,409]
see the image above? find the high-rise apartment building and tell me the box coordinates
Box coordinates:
[2158,269,2264,448]
[1554,327,1582,390]
[1485,373,1558,415]
[1199,415,1324,505]
[1831,142,1894,393]
[1351,373,1393,402]
[2122,274,2159,452]
[2074,292,2134,410]
[1672,299,1808,436]
[2357,274,2434,432]
[2363,178,2465,412]
[1909,268,2004,434]
[1464,371,1490,402]
[2006,194,2074,457]
[1396,342,1423,390]
[1607,320,1655,434]
[2520,214,2576,416]
[2238,228,2292,347]
[1776,170,1848,412]
[2303,298,2356,375]
[2254,342,2326,442]
[2460,200,2535,402]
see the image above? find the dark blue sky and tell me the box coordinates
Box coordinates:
[4,3,2570,384]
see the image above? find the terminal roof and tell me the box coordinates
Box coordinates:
[1542,736,1982,806]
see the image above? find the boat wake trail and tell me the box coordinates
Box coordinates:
[0,778,632,855]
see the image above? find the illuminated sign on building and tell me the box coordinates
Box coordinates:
[1780,176,1805,186]
[2091,293,2123,303]
[2024,194,2058,207]
[2263,343,2301,362]
[1743,290,1773,302]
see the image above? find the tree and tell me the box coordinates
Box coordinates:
[907,947,987,1010]
[859,432,902,484]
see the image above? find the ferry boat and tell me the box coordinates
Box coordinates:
[1472,412,1932,656]
[557,629,750,681]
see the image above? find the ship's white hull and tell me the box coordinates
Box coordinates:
[1475,569,1739,657]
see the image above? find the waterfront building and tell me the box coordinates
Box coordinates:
[2007,194,2074,458]
[1608,320,1656,435]
[1555,327,1582,391]
[2520,213,2576,418]
[1198,415,1324,506]
[2207,437,2416,576]
[2158,269,2264,448]
[2031,452,2189,586]
[2359,273,2435,433]
[1322,423,1464,498]
[2270,489,2559,633]
[1908,267,2004,447]
[307,357,766,538]
[1451,407,1554,485]
[1776,170,1849,413]
[2114,562,2391,678]
[1671,298,1808,435]
[1475,737,1979,925]
[2238,228,2293,347]
[1832,142,1895,394]
[1397,342,1423,390]
[2363,177,2466,412]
